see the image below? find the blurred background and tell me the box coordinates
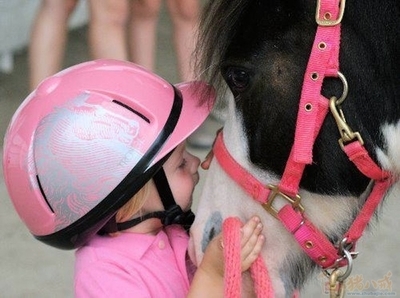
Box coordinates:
[0,1,399,297]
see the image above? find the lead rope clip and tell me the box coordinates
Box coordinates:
[329,269,346,298]
[324,238,356,298]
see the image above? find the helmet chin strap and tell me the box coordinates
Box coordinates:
[101,167,195,234]
[151,167,195,230]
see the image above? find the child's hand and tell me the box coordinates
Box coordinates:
[188,216,264,297]
[200,127,223,170]
[238,216,264,272]
[200,150,214,170]
[198,216,264,278]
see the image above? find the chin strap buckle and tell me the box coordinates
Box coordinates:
[162,205,195,231]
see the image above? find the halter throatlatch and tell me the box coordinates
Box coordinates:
[214,0,394,297]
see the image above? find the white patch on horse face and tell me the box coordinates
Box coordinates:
[191,152,292,295]
[376,121,400,175]
[190,101,292,295]
[300,191,360,236]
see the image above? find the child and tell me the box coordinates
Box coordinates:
[3,59,264,297]
[75,161,263,296]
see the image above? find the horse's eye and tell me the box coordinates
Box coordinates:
[224,67,250,93]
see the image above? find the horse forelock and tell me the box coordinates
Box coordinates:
[195,0,249,102]
[195,0,315,101]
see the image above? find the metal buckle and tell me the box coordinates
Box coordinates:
[316,0,346,26]
[262,184,304,218]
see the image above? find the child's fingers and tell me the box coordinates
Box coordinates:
[201,150,214,170]
[240,216,262,245]
[200,127,222,170]
[239,217,263,266]
[240,220,263,260]
[241,234,265,271]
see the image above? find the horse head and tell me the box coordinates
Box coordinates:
[189,1,400,296]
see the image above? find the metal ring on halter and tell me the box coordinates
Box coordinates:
[323,238,355,282]
[338,237,352,256]
[323,249,353,282]
[334,71,348,105]
[337,248,353,282]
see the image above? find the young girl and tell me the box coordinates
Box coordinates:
[3,59,264,297]
[74,142,264,296]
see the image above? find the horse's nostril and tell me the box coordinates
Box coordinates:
[208,227,216,242]
[201,211,223,253]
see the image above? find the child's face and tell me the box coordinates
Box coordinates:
[162,142,201,212]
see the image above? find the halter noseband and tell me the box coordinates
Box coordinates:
[213,0,394,291]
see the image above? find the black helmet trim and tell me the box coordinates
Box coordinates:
[35,86,183,249]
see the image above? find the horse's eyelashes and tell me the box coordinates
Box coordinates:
[224,67,250,93]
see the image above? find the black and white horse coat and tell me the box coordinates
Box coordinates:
[189,1,400,297]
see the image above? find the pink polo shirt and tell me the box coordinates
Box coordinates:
[74,225,193,297]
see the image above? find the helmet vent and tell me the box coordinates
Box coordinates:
[112,100,150,123]
[36,175,55,213]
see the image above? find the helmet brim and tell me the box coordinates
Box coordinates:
[154,81,215,166]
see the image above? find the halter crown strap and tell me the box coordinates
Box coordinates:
[293,0,342,165]
[283,0,343,201]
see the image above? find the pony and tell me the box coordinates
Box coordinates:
[188,0,400,297]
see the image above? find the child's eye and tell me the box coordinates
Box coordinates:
[179,159,187,168]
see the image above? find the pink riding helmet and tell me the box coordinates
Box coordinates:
[3,59,215,249]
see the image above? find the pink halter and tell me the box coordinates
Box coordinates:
[213,0,394,296]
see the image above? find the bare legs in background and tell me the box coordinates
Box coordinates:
[28,0,79,90]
